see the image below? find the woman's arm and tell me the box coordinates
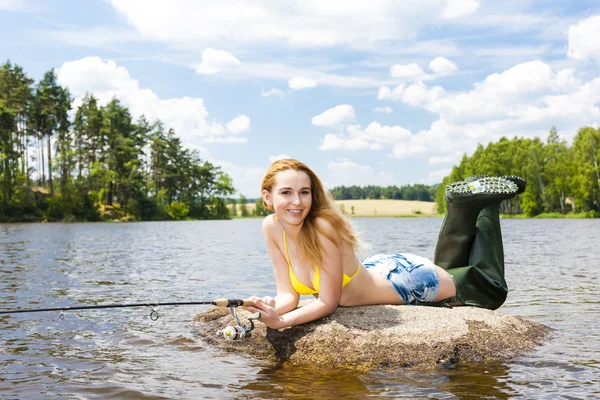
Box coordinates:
[261,215,299,315]
[252,218,344,329]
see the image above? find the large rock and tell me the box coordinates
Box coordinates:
[194,303,551,370]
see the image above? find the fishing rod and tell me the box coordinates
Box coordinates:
[0,298,261,341]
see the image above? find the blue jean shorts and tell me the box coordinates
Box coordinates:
[363,253,440,305]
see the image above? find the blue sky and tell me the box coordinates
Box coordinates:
[1,0,599,197]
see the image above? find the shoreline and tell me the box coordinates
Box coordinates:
[230,199,599,219]
[3,200,598,223]
[230,199,439,218]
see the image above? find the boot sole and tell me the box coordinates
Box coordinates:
[466,175,526,195]
[503,175,526,195]
[446,177,518,203]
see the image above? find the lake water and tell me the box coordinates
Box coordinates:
[1,218,599,399]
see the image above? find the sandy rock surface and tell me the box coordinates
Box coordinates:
[194,303,551,370]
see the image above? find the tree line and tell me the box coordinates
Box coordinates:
[435,127,600,217]
[0,60,234,222]
[330,184,435,202]
[227,185,436,218]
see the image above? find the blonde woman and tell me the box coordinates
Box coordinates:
[245,159,523,329]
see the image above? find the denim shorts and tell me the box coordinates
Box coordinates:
[363,253,440,305]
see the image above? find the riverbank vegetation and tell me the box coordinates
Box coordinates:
[0,61,234,222]
[435,127,600,217]
[330,184,435,202]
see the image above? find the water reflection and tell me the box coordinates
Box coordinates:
[241,364,373,399]
[240,362,515,399]
[439,363,513,399]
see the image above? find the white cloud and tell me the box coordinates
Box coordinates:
[226,115,251,134]
[441,0,479,20]
[269,154,292,163]
[567,15,600,62]
[223,62,390,89]
[57,57,249,146]
[378,81,444,106]
[325,159,394,187]
[429,155,458,165]
[320,133,383,151]
[323,60,600,162]
[382,60,588,125]
[388,58,457,82]
[403,82,445,106]
[195,48,241,74]
[378,86,392,100]
[429,56,458,74]
[390,63,428,80]
[390,142,428,158]
[0,0,31,11]
[204,136,248,144]
[109,0,481,49]
[365,122,412,146]
[235,62,396,89]
[376,60,600,162]
[317,56,600,167]
[373,106,393,113]
[288,77,317,90]
[318,121,415,155]
[427,168,452,184]
[412,118,479,155]
[311,104,355,128]
[261,88,285,97]
[315,116,467,159]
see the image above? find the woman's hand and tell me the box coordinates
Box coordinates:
[244,297,284,329]
[246,295,275,308]
[258,295,276,308]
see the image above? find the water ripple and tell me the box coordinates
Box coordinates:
[1,218,599,398]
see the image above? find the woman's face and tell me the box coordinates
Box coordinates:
[264,169,312,225]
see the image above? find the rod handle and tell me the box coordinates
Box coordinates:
[214,299,256,307]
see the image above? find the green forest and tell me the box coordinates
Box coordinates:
[0,61,235,222]
[2,60,599,222]
[435,127,600,217]
[330,184,435,202]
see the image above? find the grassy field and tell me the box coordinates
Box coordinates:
[335,199,439,217]
[231,199,439,218]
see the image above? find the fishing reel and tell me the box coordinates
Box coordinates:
[216,307,261,341]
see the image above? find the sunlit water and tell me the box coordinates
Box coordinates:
[0,219,598,399]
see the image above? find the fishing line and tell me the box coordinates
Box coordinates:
[0,298,255,316]
[0,298,261,340]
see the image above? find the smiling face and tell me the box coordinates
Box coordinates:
[263,169,313,226]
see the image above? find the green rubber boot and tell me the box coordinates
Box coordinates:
[443,203,508,309]
[434,176,518,269]
[433,176,520,310]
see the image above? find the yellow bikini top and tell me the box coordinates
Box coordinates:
[282,230,360,295]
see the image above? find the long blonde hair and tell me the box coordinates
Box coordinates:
[261,159,359,266]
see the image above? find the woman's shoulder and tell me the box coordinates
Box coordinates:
[262,213,278,232]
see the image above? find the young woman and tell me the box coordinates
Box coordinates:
[244,159,523,330]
